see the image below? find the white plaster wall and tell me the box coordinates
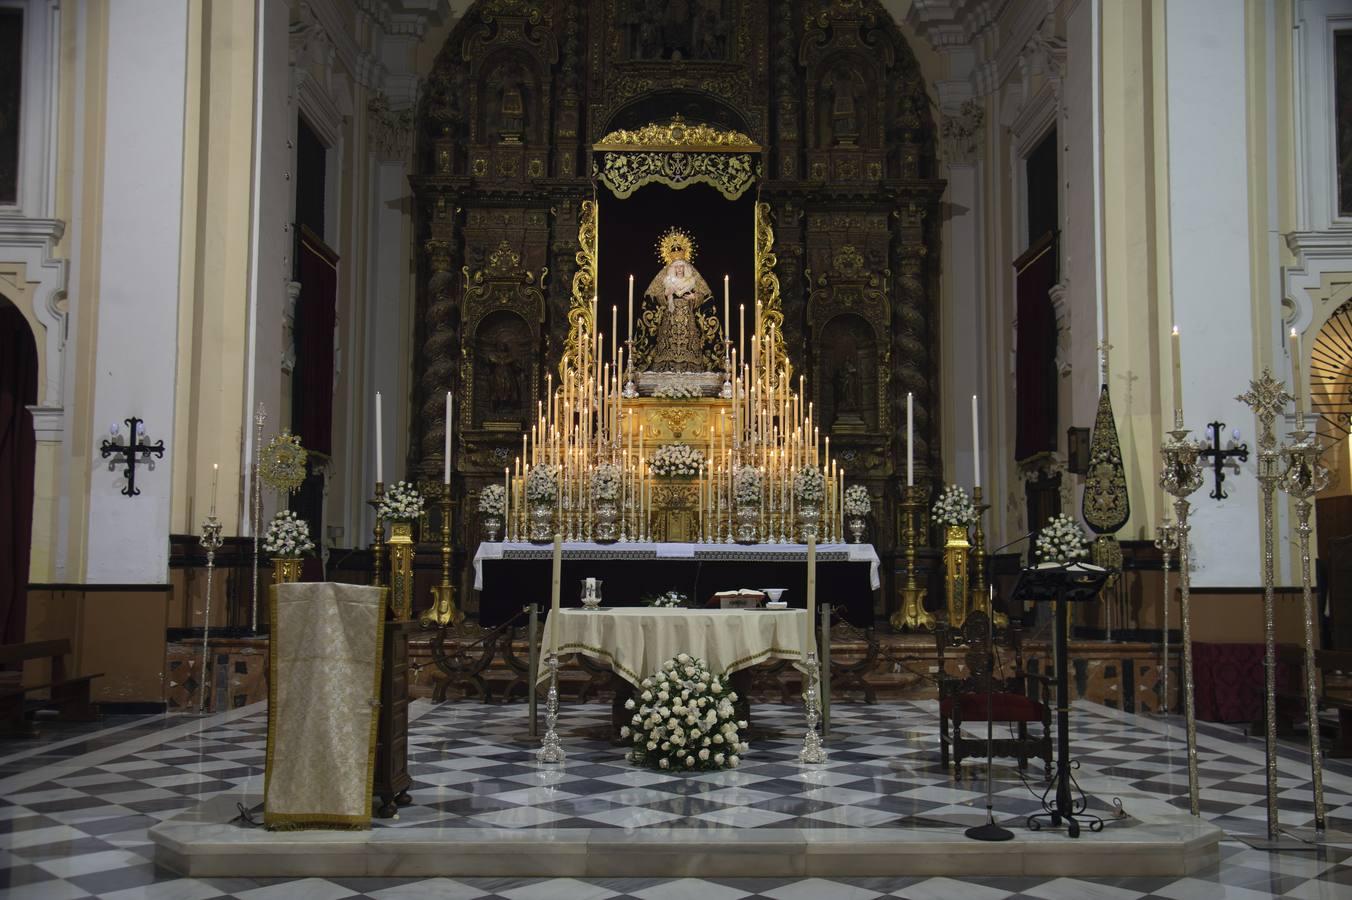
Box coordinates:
[942,160,984,498]
[1165,0,1260,586]
[85,1,188,583]
[1063,0,1099,445]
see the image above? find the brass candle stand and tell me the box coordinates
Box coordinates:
[1279,415,1329,835]
[423,482,460,627]
[197,515,224,713]
[370,482,386,589]
[1237,369,1293,844]
[968,487,1006,627]
[891,485,934,631]
[1158,417,1204,816]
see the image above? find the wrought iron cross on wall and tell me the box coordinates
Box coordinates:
[99,416,165,497]
[1198,420,1249,500]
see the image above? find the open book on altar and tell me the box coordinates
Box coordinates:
[708,589,766,610]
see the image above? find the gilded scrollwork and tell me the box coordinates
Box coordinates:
[598,150,759,200]
[594,117,759,150]
[755,201,789,381]
[562,199,598,378]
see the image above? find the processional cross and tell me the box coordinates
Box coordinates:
[99,416,166,497]
[1197,420,1249,500]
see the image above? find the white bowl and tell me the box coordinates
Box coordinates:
[762,588,786,602]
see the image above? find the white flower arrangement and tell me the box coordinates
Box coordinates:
[652,383,703,399]
[378,481,425,521]
[525,465,559,503]
[650,443,705,477]
[478,484,506,516]
[645,590,688,609]
[591,463,621,501]
[844,484,871,517]
[625,653,748,772]
[1035,513,1089,564]
[931,484,977,528]
[733,465,763,507]
[262,510,315,558]
[793,465,825,505]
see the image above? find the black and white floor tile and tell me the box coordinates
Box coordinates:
[2,698,1352,898]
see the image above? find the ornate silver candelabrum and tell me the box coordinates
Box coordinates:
[1153,520,1178,716]
[197,515,224,713]
[799,648,828,764]
[1158,417,1204,816]
[1238,369,1292,842]
[537,650,566,764]
[1279,415,1330,834]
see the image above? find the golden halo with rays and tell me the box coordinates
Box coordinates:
[656,227,697,265]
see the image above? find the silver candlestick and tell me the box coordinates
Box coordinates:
[799,649,828,764]
[1153,520,1178,715]
[1238,369,1293,844]
[537,651,566,764]
[198,515,224,713]
[1158,415,1203,816]
[1279,415,1329,834]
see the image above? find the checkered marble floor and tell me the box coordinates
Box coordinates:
[2,699,1352,898]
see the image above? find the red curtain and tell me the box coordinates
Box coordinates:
[1014,239,1058,461]
[294,231,338,456]
[0,302,37,647]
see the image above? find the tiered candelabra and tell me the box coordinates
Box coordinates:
[1158,413,1204,816]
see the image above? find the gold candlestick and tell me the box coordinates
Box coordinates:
[370,482,385,588]
[891,484,934,631]
[968,486,1007,627]
[423,481,460,627]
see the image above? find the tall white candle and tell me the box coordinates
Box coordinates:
[550,533,562,647]
[504,467,511,541]
[375,391,384,484]
[971,394,981,488]
[1171,325,1183,416]
[210,463,219,516]
[724,275,730,342]
[611,304,618,372]
[906,392,914,486]
[627,275,635,343]
[444,391,453,483]
[739,304,745,370]
[1290,327,1304,416]
[806,534,817,656]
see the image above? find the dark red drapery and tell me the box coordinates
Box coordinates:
[294,230,338,456]
[1014,237,1059,461]
[0,302,37,647]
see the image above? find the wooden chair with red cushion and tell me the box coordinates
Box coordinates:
[935,610,1052,780]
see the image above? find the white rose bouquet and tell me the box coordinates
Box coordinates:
[932,484,976,528]
[653,382,703,399]
[478,483,506,515]
[378,480,425,521]
[733,465,763,507]
[1035,513,1089,564]
[624,653,749,771]
[591,463,621,501]
[844,484,871,517]
[525,464,559,503]
[650,443,705,477]
[262,510,315,558]
[793,465,825,505]
[644,590,688,609]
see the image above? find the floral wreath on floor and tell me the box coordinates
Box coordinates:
[1035,513,1089,564]
[263,509,315,558]
[624,653,748,771]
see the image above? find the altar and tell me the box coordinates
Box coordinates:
[473,540,880,626]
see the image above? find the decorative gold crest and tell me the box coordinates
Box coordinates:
[594,115,759,152]
[657,228,697,265]
[260,431,308,495]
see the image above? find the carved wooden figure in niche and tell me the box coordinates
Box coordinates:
[476,311,531,422]
[489,61,529,143]
[825,67,864,146]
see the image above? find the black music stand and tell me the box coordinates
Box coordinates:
[1011,562,1110,838]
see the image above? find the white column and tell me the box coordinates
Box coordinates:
[85,1,189,583]
[1166,0,1258,585]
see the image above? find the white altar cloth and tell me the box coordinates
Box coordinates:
[538,607,808,687]
[473,541,881,591]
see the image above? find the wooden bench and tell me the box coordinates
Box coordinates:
[0,639,103,736]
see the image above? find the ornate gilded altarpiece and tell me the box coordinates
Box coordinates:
[412,0,942,621]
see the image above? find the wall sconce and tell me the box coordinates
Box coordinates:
[99,416,166,497]
[1199,421,1248,500]
[1066,426,1091,475]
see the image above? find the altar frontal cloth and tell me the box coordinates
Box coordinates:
[264,583,385,830]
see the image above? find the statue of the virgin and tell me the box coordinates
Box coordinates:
[642,228,715,373]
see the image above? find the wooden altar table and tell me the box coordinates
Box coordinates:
[473,541,879,627]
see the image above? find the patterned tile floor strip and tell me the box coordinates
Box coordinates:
[1,699,1351,898]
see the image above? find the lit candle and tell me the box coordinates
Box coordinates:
[1290,327,1304,416]
[612,304,618,373]
[375,391,384,484]
[971,394,981,488]
[1171,325,1183,417]
[628,275,635,344]
[504,467,511,541]
[906,392,914,487]
[550,533,562,647]
[209,463,219,516]
[451,389,462,481]
[724,275,730,344]
[738,304,745,371]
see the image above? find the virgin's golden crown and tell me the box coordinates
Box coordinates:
[657,228,696,265]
